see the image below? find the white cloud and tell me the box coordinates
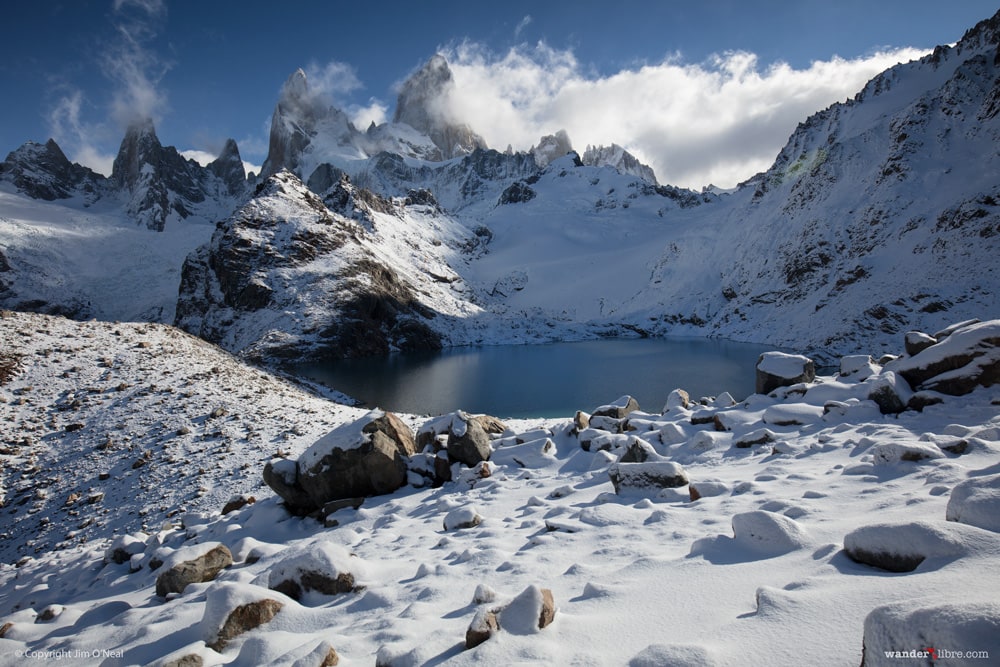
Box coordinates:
[47,89,116,176]
[304,60,363,100]
[179,149,216,166]
[514,15,532,38]
[443,42,928,188]
[112,0,165,15]
[181,148,260,178]
[105,15,171,129]
[349,99,389,130]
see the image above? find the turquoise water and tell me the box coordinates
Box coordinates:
[291,337,778,419]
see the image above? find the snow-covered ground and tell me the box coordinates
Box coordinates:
[1,311,998,666]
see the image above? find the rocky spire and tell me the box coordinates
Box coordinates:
[393,54,487,160]
[208,138,247,196]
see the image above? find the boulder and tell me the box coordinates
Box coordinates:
[608,461,688,494]
[444,506,483,531]
[731,511,809,556]
[839,354,879,380]
[888,319,1000,395]
[593,395,640,419]
[209,598,283,652]
[946,473,1000,533]
[417,411,505,467]
[843,520,996,572]
[904,330,937,356]
[465,585,555,649]
[263,458,316,515]
[297,410,416,506]
[267,541,361,602]
[866,371,913,415]
[755,352,815,394]
[156,544,233,597]
[663,388,690,411]
[104,533,148,565]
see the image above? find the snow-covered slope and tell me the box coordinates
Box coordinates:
[0,185,213,322]
[2,311,998,666]
[175,170,486,360]
[0,310,363,565]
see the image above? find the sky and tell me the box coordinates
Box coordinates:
[1,1,997,189]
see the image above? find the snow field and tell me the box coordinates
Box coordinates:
[1,312,999,665]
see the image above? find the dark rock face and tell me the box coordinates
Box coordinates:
[0,139,102,201]
[498,181,536,205]
[207,139,248,197]
[175,170,442,360]
[393,54,487,160]
[295,411,417,507]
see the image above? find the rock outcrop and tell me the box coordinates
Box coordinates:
[264,410,416,515]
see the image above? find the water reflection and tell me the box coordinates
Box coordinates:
[290,337,779,419]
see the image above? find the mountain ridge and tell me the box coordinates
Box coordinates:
[1,11,999,362]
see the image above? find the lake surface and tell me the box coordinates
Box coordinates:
[291,337,780,419]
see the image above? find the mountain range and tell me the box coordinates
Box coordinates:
[2,11,999,363]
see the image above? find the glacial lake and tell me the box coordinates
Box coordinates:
[290,337,780,419]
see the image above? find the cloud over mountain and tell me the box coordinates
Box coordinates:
[443,41,928,188]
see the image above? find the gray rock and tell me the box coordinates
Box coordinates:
[889,320,1000,396]
[904,330,937,356]
[208,598,283,652]
[263,458,316,515]
[755,352,815,395]
[156,544,233,598]
[298,411,416,505]
[593,395,640,419]
[608,461,688,494]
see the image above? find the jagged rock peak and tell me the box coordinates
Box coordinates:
[0,138,101,201]
[208,139,247,196]
[393,54,487,159]
[531,130,574,168]
[111,118,161,191]
[582,143,658,184]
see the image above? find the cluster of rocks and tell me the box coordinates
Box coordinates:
[264,409,507,520]
[94,529,363,664]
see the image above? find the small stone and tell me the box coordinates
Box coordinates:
[209,598,283,652]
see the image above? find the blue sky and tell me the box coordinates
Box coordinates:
[2,1,997,187]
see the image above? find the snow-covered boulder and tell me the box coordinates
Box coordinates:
[593,395,640,419]
[416,411,505,467]
[730,511,810,557]
[865,371,913,414]
[844,520,999,572]
[860,599,1000,666]
[839,354,880,380]
[947,474,1000,533]
[608,461,688,494]
[465,585,556,649]
[755,352,815,395]
[870,440,946,464]
[155,542,233,598]
[889,320,1000,395]
[266,541,361,602]
[263,458,315,516]
[904,330,937,356]
[202,583,284,652]
[294,410,416,508]
[443,506,483,531]
[104,532,149,565]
